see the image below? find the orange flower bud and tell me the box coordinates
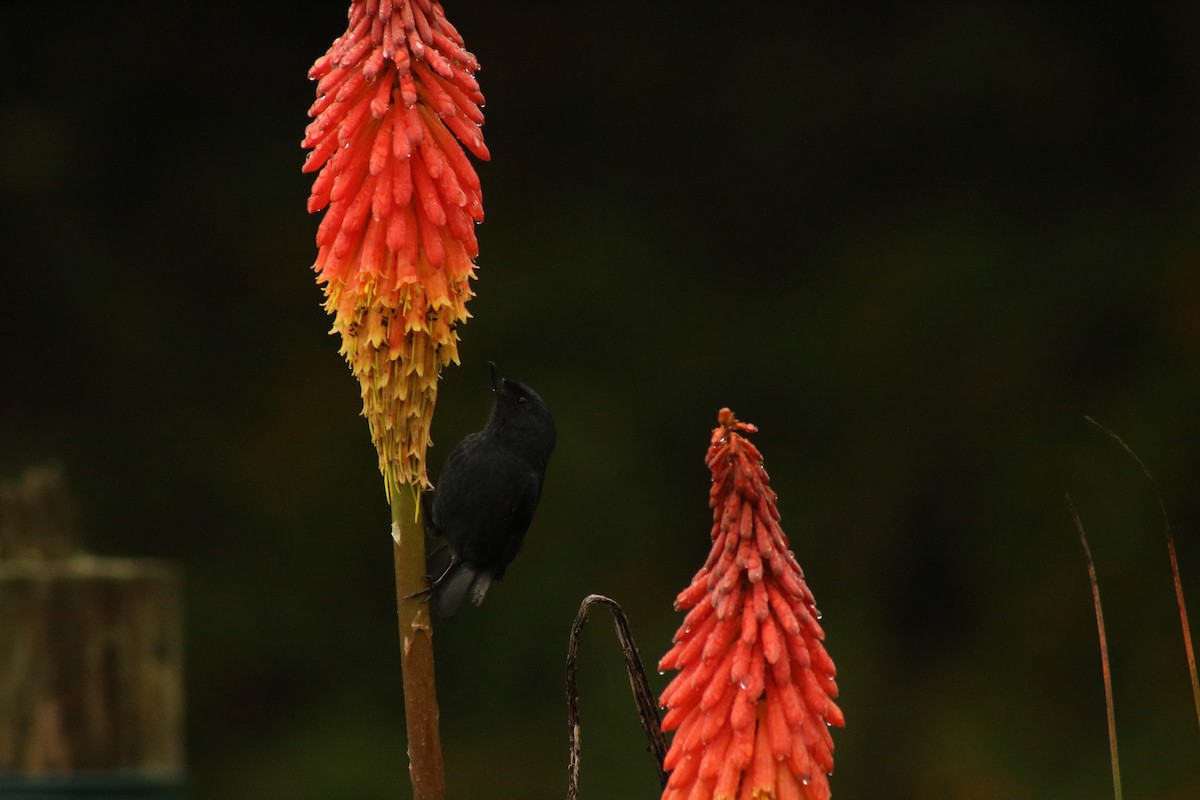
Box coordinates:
[661,410,844,800]
[303,0,486,494]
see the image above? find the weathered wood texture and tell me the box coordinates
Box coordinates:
[0,466,184,776]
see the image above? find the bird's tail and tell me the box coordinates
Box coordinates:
[432,564,493,618]
[428,546,493,618]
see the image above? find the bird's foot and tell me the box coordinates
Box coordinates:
[402,548,458,600]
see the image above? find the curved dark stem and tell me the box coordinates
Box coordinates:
[565,594,668,800]
[1067,493,1123,800]
[1084,415,1200,733]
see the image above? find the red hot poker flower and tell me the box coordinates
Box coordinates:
[302,0,488,495]
[659,409,844,800]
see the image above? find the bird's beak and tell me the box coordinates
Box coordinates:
[488,361,503,393]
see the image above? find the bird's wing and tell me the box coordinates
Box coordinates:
[492,465,541,578]
[433,445,542,574]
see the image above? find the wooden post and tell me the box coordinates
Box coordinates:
[0,465,184,794]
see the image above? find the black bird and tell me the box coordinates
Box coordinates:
[427,362,557,617]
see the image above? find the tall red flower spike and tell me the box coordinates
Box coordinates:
[659,409,844,800]
[303,0,488,496]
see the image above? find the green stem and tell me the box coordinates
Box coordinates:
[391,483,445,800]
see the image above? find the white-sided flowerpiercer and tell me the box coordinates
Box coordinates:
[426,362,557,617]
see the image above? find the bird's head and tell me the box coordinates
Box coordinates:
[485,362,557,462]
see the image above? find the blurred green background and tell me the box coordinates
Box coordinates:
[3,2,1200,798]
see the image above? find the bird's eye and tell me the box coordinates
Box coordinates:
[517,395,528,404]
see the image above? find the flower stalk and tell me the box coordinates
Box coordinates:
[392,484,443,799]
